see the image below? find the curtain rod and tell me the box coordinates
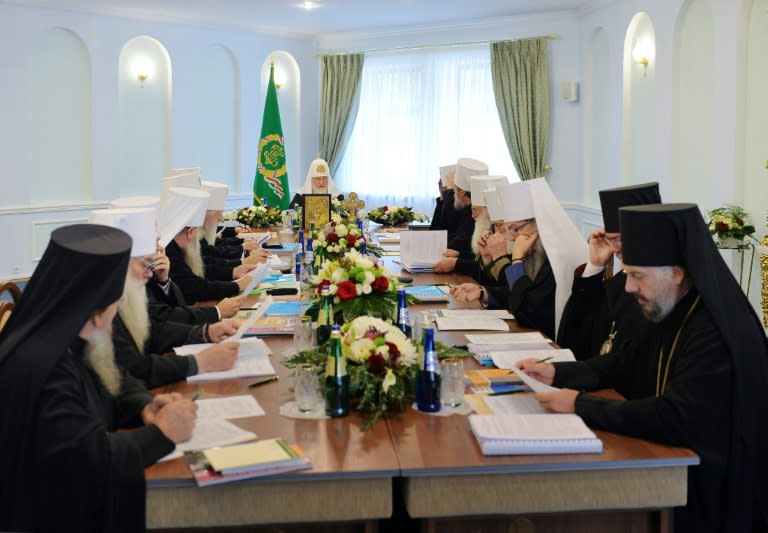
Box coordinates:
[317,33,557,57]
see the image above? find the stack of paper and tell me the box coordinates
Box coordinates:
[175,338,277,382]
[436,317,509,331]
[490,348,576,369]
[469,414,604,455]
[185,438,311,487]
[405,285,451,302]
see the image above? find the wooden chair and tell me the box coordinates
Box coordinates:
[0,301,13,332]
[0,281,22,304]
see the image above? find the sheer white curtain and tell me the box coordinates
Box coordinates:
[335,45,518,215]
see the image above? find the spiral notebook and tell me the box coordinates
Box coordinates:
[468,414,603,455]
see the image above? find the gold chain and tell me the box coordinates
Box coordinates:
[655,295,701,396]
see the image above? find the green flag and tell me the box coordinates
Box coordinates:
[253,63,290,209]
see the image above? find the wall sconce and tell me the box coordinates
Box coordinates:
[274,65,287,90]
[131,57,154,88]
[632,37,655,77]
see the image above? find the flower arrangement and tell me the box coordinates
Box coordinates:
[368,206,429,226]
[313,221,382,261]
[284,315,470,428]
[236,200,284,228]
[307,249,402,323]
[707,204,756,245]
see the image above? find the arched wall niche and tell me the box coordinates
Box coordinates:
[671,0,715,205]
[118,35,172,196]
[195,45,240,191]
[621,12,657,186]
[24,27,92,205]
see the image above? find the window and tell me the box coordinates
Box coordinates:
[336,45,518,215]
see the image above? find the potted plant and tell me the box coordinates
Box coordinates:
[706,204,756,248]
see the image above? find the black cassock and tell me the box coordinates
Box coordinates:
[553,289,733,533]
[146,278,219,326]
[165,240,240,304]
[486,256,556,340]
[9,339,173,531]
[113,314,202,387]
[430,190,474,254]
[557,269,645,360]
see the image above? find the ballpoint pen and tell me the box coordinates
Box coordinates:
[248,376,279,388]
[191,392,201,402]
[536,356,554,363]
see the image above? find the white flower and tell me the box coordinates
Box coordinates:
[331,269,345,283]
[336,225,348,237]
[348,338,376,363]
[382,368,397,393]
[355,283,364,295]
[361,284,372,295]
[363,271,375,284]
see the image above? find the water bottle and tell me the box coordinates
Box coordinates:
[302,238,315,284]
[298,228,305,253]
[316,286,334,345]
[294,251,302,282]
[360,236,367,255]
[417,327,441,412]
[325,324,349,417]
[396,288,411,337]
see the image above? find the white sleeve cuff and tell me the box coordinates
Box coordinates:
[582,263,605,278]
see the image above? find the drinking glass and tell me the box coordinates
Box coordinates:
[294,364,321,413]
[293,315,314,352]
[441,358,465,408]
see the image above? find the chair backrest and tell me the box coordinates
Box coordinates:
[0,281,22,304]
[0,301,13,332]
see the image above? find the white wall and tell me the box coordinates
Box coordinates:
[0,2,318,278]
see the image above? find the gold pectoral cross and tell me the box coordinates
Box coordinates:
[599,321,617,356]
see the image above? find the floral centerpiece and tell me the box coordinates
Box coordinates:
[368,206,429,226]
[331,197,349,221]
[313,221,383,260]
[306,249,402,323]
[235,200,284,228]
[284,315,469,428]
[707,204,756,247]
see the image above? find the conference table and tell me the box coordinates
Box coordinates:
[145,258,698,532]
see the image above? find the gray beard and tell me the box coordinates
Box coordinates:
[118,274,150,351]
[471,212,491,255]
[84,326,121,397]
[523,242,546,280]
[453,193,465,211]
[183,233,206,278]
[202,219,218,246]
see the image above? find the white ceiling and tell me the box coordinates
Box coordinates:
[4,0,594,36]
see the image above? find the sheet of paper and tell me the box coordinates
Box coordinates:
[514,367,559,393]
[174,336,270,357]
[437,309,514,320]
[159,418,257,461]
[227,296,273,341]
[436,317,508,331]
[465,332,547,344]
[399,230,447,264]
[195,394,266,419]
[238,263,272,296]
[490,348,576,369]
[483,394,547,415]
[186,349,276,382]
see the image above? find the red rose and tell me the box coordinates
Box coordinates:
[386,342,400,361]
[382,206,389,212]
[717,222,729,233]
[367,353,386,372]
[330,221,337,227]
[347,234,357,245]
[336,280,357,301]
[316,279,331,295]
[326,232,340,243]
[371,276,389,293]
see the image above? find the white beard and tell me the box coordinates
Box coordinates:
[471,211,491,255]
[118,274,150,351]
[453,192,465,211]
[202,219,218,246]
[183,233,206,278]
[313,185,329,194]
[84,326,121,397]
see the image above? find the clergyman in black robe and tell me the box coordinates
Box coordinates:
[520,204,768,533]
[557,182,661,360]
[0,224,197,532]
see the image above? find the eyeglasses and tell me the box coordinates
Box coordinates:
[503,219,533,235]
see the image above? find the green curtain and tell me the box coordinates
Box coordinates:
[319,53,364,177]
[490,38,550,181]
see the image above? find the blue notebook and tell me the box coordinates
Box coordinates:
[265,301,303,317]
[405,285,450,302]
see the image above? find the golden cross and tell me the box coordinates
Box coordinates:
[341,192,365,218]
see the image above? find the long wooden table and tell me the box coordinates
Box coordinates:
[145,261,698,532]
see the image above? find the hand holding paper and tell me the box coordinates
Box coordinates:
[226,295,273,341]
